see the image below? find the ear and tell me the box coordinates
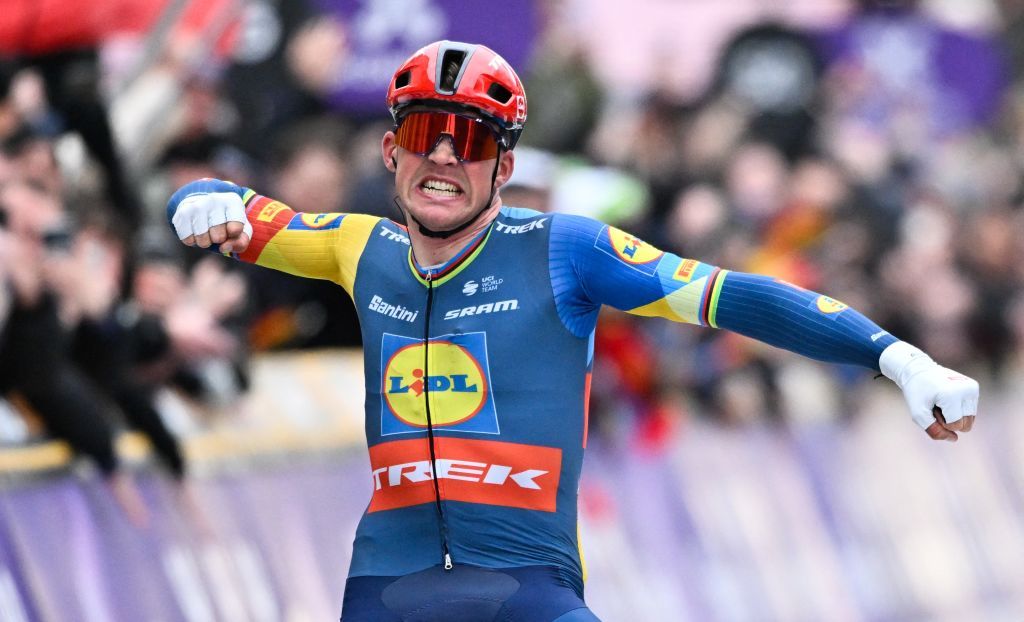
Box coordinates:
[493,149,516,189]
[382,131,398,172]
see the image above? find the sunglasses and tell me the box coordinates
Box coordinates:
[394,111,502,162]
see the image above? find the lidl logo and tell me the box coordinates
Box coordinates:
[380,332,498,435]
[286,212,343,230]
[814,295,848,315]
[595,226,664,276]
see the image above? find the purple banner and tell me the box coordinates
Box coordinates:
[82,476,187,622]
[314,0,537,114]
[0,413,1021,620]
[814,11,1008,135]
[0,459,372,622]
[0,501,35,622]
[217,456,370,620]
[3,480,111,621]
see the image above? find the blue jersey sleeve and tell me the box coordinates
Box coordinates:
[712,272,897,370]
[548,214,897,370]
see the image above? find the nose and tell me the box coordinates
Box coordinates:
[427,135,459,165]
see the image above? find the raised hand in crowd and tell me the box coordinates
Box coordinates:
[135,255,245,361]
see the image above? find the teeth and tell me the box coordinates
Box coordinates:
[421,180,461,196]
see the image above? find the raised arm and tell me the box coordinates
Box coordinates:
[550,214,979,441]
[166,178,380,295]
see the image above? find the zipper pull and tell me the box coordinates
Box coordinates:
[444,553,453,570]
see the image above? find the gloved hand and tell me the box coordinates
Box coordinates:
[167,179,253,254]
[879,341,979,441]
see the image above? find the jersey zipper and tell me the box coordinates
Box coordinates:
[423,270,454,571]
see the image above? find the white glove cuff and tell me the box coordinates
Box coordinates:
[879,341,934,388]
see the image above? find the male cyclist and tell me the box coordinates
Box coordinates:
[167,41,979,622]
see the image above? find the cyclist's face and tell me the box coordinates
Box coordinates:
[382,130,514,234]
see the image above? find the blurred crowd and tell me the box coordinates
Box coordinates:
[0,0,1023,504]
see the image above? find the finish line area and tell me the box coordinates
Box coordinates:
[0,350,1019,621]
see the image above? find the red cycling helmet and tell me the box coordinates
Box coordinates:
[387,40,527,149]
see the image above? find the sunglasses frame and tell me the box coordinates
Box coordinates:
[394,110,506,162]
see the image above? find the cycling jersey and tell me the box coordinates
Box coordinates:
[169,179,897,613]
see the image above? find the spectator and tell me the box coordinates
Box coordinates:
[0,179,147,524]
[246,116,363,349]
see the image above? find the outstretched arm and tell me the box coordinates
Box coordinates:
[550,214,979,441]
[166,178,380,294]
[711,273,977,440]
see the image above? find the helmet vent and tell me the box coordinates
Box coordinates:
[394,70,411,89]
[439,49,467,93]
[486,82,512,104]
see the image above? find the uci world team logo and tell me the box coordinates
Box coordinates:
[380,332,499,436]
[595,226,664,276]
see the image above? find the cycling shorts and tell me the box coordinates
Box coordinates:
[340,564,601,621]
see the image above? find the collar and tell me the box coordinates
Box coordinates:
[407,221,494,287]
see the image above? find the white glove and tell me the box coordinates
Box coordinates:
[170,191,252,246]
[879,341,979,440]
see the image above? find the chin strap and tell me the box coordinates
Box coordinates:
[395,153,502,240]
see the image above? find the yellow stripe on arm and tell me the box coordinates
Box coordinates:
[577,521,588,583]
[624,257,724,326]
[254,214,379,295]
[627,274,712,324]
[332,214,380,293]
[240,195,380,295]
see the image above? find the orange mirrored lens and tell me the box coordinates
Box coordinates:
[395,112,500,161]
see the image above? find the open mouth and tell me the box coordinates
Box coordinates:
[419,178,463,197]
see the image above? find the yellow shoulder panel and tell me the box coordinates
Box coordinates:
[334,214,381,293]
[252,212,381,296]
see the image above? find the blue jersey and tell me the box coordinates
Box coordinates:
[169,180,897,598]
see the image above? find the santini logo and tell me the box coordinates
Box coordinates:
[444,300,519,320]
[463,280,479,296]
[369,295,418,322]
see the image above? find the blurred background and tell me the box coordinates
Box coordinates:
[0,0,1022,620]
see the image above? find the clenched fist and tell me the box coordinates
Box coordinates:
[880,341,980,441]
[167,179,253,254]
